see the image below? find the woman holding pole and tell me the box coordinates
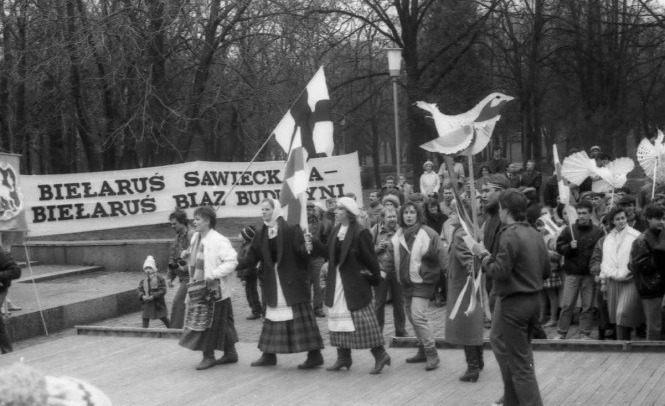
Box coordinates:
[238,198,325,369]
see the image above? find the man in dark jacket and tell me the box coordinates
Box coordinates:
[0,248,21,353]
[481,173,510,312]
[630,204,665,340]
[619,195,647,232]
[475,189,550,406]
[555,200,604,340]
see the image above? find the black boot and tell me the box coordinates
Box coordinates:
[477,345,484,371]
[216,344,238,365]
[459,346,480,382]
[598,327,606,341]
[251,352,277,367]
[406,343,426,363]
[327,348,352,371]
[298,349,324,369]
[370,346,391,374]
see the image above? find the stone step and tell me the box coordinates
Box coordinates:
[17,264,105,283]
[390,336,665,352]
[17,260,42,268]
[76,325,183,339]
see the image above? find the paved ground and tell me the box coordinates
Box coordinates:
[5,335,665,405]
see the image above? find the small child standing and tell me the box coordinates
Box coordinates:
[236,225,263,320]
[138,255,170,328]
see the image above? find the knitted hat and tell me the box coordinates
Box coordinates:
[618,195,636,206]
[381,194,400,207]
[483,174,510,190]
[337,196,360,216]
[241,225,257,241]
[143,255,157,271]
[590,145,601,152]
[423,160,434,169]
[407,192,425,203]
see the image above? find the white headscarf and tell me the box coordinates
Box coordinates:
[264,198,283,239]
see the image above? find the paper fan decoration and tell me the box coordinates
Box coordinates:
[592,157,634,193]
[636,130,665,182]
[561,151,596,185]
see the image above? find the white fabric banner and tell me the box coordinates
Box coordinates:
[21,153,363,237]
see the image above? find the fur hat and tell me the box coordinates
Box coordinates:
[407,192,425,203]
[337,196,360,216]
[381,194,400,207]
[241,225,257,241]
[143,255,157,271]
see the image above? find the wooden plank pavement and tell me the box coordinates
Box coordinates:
[3,335,665,405]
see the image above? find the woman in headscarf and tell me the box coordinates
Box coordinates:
[239,198,325,369]
[600,206,643,340]
[391,201,447,371]
[444,200,485,382]
[419,160,440,197]
[308,197,391,374]
[178,206,239,370]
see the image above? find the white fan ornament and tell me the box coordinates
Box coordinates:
[561,151,634,193]
[636,130,665,182]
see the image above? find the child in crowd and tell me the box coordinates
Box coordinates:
[138,255,170,328]
[236,225,263,320]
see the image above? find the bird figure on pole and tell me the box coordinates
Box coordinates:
[416,92,514,155]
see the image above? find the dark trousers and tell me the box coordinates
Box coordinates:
[490,293,543,406]
[170,281,188,329]
[373,270,406,333]
[245,274,263,316]
[143,317,170,328]
[0,291,12,354]
[309,257,324,310]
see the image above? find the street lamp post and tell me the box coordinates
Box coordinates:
[386,48,403,177]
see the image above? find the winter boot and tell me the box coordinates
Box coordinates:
[298,349,324,369]
[195,351,217,370]
[251,352,277,367]
[370,346,391,374]
[459,346,480,382]
[477,345,485,371]
[424,347,440,371]
[405,343,426,363]
[327,348,352,371]
[216,344,238,365]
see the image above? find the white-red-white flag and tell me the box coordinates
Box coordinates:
[274,67,334,228]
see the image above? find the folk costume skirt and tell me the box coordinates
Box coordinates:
[329,304,384,349]
[258,302,324,354]
[607,279,644,328]
[179,298,237,353]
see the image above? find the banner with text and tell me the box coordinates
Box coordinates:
[21,152,362,236]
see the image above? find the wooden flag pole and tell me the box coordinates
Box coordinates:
[466,149,481,240]
[653,160,658,200]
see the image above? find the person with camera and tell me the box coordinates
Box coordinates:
[167,210,191,329]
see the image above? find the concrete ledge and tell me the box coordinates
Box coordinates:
[17,265,104,283]
[76,325,183,339]
[389,337,663,352]
[6,289,142,342]
[12,238,243,273]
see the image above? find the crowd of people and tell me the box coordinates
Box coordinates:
[137,143,665,406]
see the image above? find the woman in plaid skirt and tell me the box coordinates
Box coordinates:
[239,198,325,369]
[308,197,391,374]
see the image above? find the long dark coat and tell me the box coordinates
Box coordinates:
[312,221,381,312]
[444,225,484,346]
[138,274,168,319]
[240,217,311,307]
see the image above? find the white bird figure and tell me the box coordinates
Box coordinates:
[636,129,665,183]
[417,92,515,155]
[561,151,634,192]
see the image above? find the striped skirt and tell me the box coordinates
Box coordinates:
[179,298,237,352]
[329,304,384,349]
[258,302,324,354]
[607,279,644,328]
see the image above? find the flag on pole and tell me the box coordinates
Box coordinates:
[273,67,334,228]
